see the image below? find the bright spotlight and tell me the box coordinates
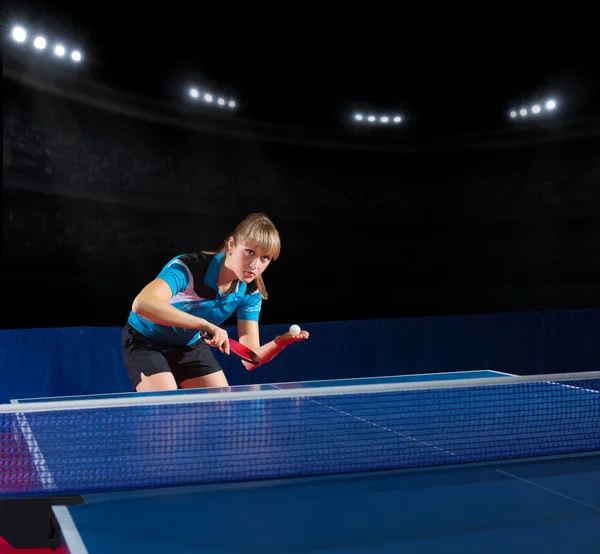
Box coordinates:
[71,50,82,62]
[218,98,225,105]
[54,44,66,57]
[393,116,402,123]
[33,36,47,49]
[546,99,556,110]
[354,114,363,121]
[12,26,27,42]
[204,94,213,102]
[510,110,517,118]
[189,88,199,98]
[368,115,376,122]
[519,108,527,117]
[229,100,236,108]
[380,116,389,123]
[531,105,541,114]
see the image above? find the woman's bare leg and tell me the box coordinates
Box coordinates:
[180,371,229,389]
[136,372,178,392]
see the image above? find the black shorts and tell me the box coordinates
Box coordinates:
[121,323,222,389]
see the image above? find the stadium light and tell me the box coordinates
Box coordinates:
[12,26,27,42]
[10,25,83,65]
[352,112,403,126]
[509,96,559,122]
[187,85,237,111]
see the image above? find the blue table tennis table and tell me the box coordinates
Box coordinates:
[7,370,600,553]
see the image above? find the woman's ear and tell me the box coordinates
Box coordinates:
[227,236,235,255]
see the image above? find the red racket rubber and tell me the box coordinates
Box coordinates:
[201,331,261,366]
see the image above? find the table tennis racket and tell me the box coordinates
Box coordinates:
[200,331,261,366]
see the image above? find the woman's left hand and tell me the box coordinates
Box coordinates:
[274,329,310,347]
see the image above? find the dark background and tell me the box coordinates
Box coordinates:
[3,4,600,329]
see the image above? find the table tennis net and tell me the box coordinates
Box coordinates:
[1,372,599,497]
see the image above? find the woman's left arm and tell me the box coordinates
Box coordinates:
[237,319,309,370]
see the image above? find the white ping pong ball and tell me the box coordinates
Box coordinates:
[289,324,301,336]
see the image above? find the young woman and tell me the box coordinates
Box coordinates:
[121,213,309,391]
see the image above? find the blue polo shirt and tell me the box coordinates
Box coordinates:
[127,252,262,346]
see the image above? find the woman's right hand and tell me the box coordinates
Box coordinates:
[203,326,230,355]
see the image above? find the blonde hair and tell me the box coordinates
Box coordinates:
[203,213,281,300]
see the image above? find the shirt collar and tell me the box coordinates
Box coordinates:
[205,252,247,297]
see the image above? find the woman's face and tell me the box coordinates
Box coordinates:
[228,239,272,283]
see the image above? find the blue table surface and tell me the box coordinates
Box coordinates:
[12,370,600,553]
[53,454,600,554]
[13,370,510,403]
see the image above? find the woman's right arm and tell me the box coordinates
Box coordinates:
[131,279,229,352]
